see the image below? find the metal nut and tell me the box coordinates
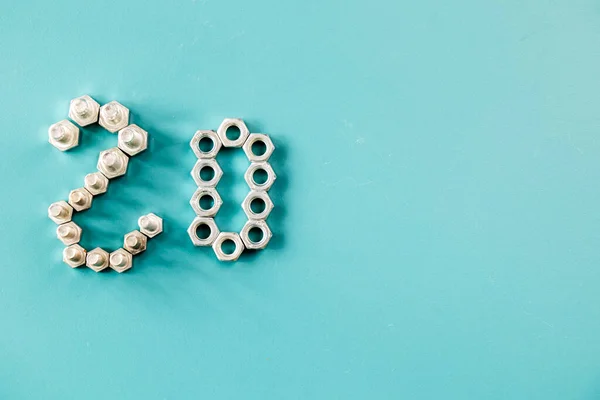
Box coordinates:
[63,244,86,268]
[240,220,272,250]
[118,124,148,156]
[190,130,222,159]
[97,147,129,179]
[242,190,274,220]
[99,101,129,133]
[191,159,223,187]
[243,133,275,162]
[124,230,147,255]
[244,162,276,191]
[68,95,100,127]
[68,188,93,212]
[86,247,110,272]
[190,187,222,217]
[48,201,73,224]
[56,221,82,245]
[109,248,133,273]
[138,213,163,238]
[217,118,249,148]
[48,120,79,151]
[212,232,245,262]
[187,217,220,246]
[84,172,109,195]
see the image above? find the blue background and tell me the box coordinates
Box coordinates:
[1,0,599,398]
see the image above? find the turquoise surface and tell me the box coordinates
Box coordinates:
[1,0,599,398]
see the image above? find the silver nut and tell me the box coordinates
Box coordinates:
[84,172,109,195]
[190,130,222,159]
[243,134,275,162]
[68,95,100,127]
[109,248,133,273]
[187,217,220,246]
[244,162,276,191]
[240,220,272,250]
[242,190,274,220]
[138,213,163,238]
[68,188,93,212]
[56,221,82,245]
[48,120,79,151]
[99,101,129,133]
[190,187,222,217]
[97,147,129,179]
[123,230,147,255]
[216,118,249,148]
[212,232,245,262]
[86,247,109,272]
[63,244,86,268]
[190,159,223,187]
[118,124,148,156]
[48,201,73,224]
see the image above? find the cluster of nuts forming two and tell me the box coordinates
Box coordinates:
[47,95,163,272]
[187,118,276,261]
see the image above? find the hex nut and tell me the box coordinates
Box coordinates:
[68,95,100,127]
[48,120,79,151]
[84,172,109,195]
[187,217,220,246]
[56,221,82,246]
[48,201,73,224]
[191,159,223,187]
[138,213,163,238]
[190,130,222,159]
[243,133,275,162]
[212,232,245,262]
[68,188,93,212]
[217,118,249,148]
[86,247,110,272]
[63,244,86,268]
[242,190,274,220]
[109,248,133,273]
[244,162,276,191]
[97,147,129,179]
[118,124,148,156]
[240,220,273,250]
[124,230,147,255]
[99,101,129,133]
[190,187,222,217]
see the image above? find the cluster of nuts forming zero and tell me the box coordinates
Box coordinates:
[47,95,163,272]
[188,118,276,261]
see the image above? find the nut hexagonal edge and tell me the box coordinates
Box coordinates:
[99,101,130,133]
[212,232,245,262]
[243,134,275,162]
[68,95,100,127]
[190,130,222,159]
[68,188,93,212]
[187,217,220,246]
[124,230,148,255]
[190,187,223,217]
[240,220,273,250]
[138,213,163,238]
[56,221,83,246]
[48,201,73,224]
[241,190,274,220]
[244,162,277,191]
[63,244,87,268]
[216,118,249,148]
[118,124,148,156]
[86,247,110,272]
[190,159,223,187]
[109,248,133,273]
